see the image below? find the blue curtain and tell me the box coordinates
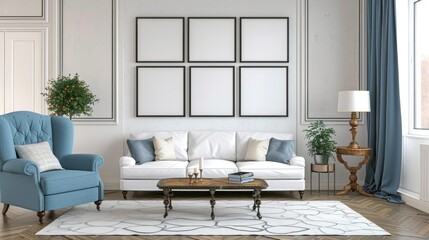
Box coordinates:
[365,0,403,204]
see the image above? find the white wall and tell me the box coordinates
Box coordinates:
[0,0,365,191]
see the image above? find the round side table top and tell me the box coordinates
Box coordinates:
[336,147,371,156]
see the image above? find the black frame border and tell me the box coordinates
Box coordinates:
[136,17,185,63]
[240,17,289,63]
[189,66,235,117]
[239,66,288,117]
[136,66,186,117]
[188,17,237,63]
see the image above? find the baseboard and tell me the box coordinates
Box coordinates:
[104,180,120,190]
[399,189,429,214]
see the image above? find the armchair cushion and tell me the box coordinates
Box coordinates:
[15,141,63,172]
[40,170,100,195]
[60,154,103,172]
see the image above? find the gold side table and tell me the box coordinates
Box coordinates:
[336,147,372,197]
[310,163,335,195]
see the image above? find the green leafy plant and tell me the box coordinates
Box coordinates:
[303,120,337,158]
[42,74,99,120]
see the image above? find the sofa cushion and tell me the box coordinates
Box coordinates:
[121,161,188,179]
[187,159,238,178]
[130,131,188,161]
[40,170,100,195]
[266,138,295,164]
[243,138,269,161]
[188,131,236,161]
[15,141,63,172]
[236,132,294,161]
[153,136,176,160]
[236,161,304,180]
[127,138,155,164]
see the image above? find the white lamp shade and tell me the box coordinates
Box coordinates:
[337,91,371,112]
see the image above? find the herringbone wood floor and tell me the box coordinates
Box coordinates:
[1,190,428,240]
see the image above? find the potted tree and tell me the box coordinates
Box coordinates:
[42,74,99,120]
[303,120,337,164]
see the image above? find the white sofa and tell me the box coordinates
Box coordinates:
[119,131,305,199]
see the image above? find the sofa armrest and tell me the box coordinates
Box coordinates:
[60,154,104,172]
[290,155,305,167]
[2,158,40,180]
[120,156,136,167]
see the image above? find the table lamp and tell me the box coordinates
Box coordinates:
[337,90,371,149]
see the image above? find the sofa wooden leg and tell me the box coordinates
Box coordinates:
[37,211,45,224]
[299,191,304,199]
[122,191,128,200]
[2,204,10,215]
[94,200,102,211]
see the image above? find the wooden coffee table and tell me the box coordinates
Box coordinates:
[157,178,268,220]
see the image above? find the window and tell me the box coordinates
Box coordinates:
[414,0,429,129]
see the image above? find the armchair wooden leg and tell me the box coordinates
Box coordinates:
[299,191,304,200]
[122,191,128,199]
[37,211,45,224]
[94,200,102,211]
[2,204,10,215]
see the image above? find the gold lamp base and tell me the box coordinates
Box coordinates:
[347,112,360,149]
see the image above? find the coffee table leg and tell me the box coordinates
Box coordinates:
[168,189,173,210]
[255,189,262,219]
[209,189,216,220]
[163,188,171,218]
[252,191,257,211]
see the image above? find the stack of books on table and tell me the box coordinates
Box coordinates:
[228,172,254,184]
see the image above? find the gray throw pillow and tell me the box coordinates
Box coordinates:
[266,138,295,164]
[127,139,155,164]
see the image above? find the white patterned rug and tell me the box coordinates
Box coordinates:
[37,200,389,236]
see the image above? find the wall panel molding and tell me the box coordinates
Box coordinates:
[59,0,117,123]
[303,0,364,122]
[0,0,45,20]
[3,31,45,113]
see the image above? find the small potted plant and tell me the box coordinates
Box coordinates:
[303,120,337,164]
[42,74,99,120]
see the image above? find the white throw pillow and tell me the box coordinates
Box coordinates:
[15,141,63,172]
[153,136,176,160]
[243,138,269,161]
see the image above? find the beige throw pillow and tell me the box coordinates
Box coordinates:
[153,136,176,160]
[244,138,269,161]
[15,141,63,172]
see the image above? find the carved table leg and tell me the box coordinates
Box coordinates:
[2,204,10,215]
[37,211,45,224]
[163,189,171,218]
[252,190,257,211]
[209,189,216,220]
[254,189,262,219]
[168,189,173,210]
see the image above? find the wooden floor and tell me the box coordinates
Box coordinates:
[1,190,429,240]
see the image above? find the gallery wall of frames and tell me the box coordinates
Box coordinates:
[135,17,289,118]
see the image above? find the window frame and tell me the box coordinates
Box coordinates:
[409,0,429,135]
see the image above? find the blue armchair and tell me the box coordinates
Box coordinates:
[0,111,104,223]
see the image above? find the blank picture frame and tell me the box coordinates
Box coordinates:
[189,66,235,117]
[240,17,289,63]
[136,17,184,62]
[239,66,288,117]
[188,17,236,62]
[136,66,185,117]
